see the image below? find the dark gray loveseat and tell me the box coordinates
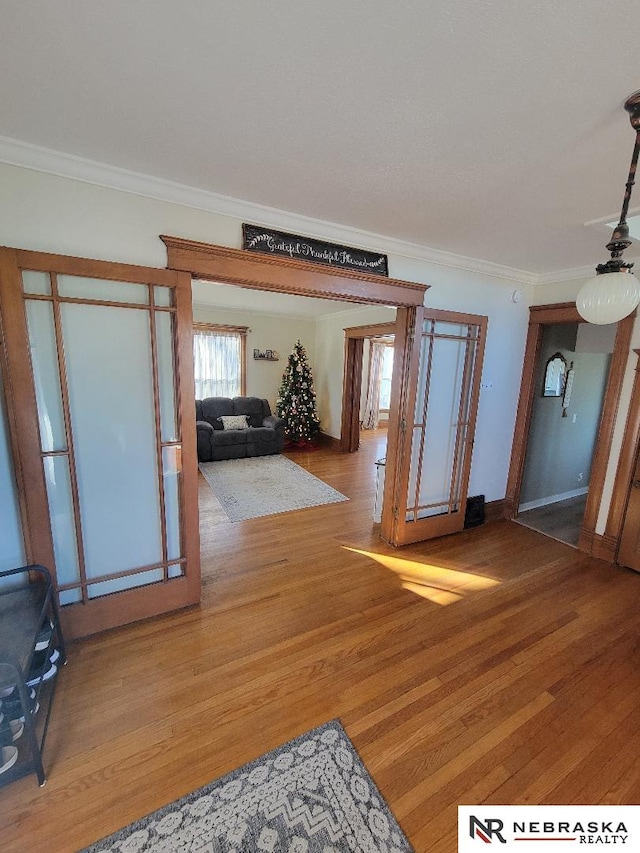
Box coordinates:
[196,396,286,462]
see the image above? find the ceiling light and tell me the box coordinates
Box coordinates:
[576,91,640,325]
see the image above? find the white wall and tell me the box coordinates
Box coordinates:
[520,324,611,506]
[192,303,316,411]
[0,164,240,267]
[1,161,534,505]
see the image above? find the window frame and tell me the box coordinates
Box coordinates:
[192,322,248,398]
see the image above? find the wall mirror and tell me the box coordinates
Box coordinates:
[542,352,567,397]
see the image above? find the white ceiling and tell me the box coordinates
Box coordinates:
[2,1,640,278]
[192,280,364,317]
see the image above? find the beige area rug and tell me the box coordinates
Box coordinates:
[81,720,414,852]
[199,454,348,522]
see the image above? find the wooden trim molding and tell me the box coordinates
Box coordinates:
[504,302,635,559]
[529,303,582,325]
[603,349,640,550]
[380,307,415,544]
[193,322,249,335]
[49,272,90,601]
[581,314,634,545]
[61,576,198,640]
[173,270,201,609]
[12,247,177,285]
[0,249,57,576]
[161,236,428,307]
[484,499,507,524]
[590,532,618,563]
[0,275,33,562]
[340,338,364,452]
[503,321,543,518]
[344,322,397,339]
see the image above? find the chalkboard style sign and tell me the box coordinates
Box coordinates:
[242,224,388,277]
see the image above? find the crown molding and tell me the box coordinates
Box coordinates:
[8,135,636,287]
[0,135,539,285]
[535,264,598,285]
[535,255,640,285]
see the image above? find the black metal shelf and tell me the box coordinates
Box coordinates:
[0,565,66,787]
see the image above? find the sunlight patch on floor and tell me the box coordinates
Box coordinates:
[343,546,500,605]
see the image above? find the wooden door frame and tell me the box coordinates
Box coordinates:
[160,237,428,307]
[161,237,431,542]
[602,349,640,564]
[340,322,397,452]
[503,302,635,559]
[161,234,428,457]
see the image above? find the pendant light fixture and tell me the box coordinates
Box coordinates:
[576,91,640,325]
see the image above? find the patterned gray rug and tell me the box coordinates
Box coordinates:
[81,721,414,852]
[199,455,348,522]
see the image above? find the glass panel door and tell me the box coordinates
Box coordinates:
[0,249,199,638]
[387,307,487,545]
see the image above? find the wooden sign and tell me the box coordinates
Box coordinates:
[242,224,388,277]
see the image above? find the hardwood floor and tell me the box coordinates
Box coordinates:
[2,433,640,851]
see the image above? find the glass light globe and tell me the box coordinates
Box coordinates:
[576,270,640,325]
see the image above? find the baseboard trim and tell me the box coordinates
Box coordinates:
[318,431,342,450]
[590,532,618,563]
[485,499,507,524]
[518,487,588,513]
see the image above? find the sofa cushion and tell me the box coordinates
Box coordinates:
[212,443,246,461]
[232,396,267,428]
[212,428,249,447]
[246,426,278,443]
[219,414,249,430]
[246,427,278,455]
[202,397,234,429]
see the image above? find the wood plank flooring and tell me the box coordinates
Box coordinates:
[2,432,640,852]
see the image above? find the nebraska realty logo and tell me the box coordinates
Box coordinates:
[459,806,640,851]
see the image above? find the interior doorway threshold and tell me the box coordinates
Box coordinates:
[513,493,588,549]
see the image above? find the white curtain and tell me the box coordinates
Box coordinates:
[361,342,386,430]
[193,331,241,399]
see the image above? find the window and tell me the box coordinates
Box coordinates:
[193,324,247,398]
[379,345,394,410]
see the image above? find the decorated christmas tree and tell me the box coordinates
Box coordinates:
[276,340,321,444]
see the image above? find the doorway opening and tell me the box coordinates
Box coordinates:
[504,302,634,558]
[340,323,396,454]
[514,321,614,547]
[161,236,428,548]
